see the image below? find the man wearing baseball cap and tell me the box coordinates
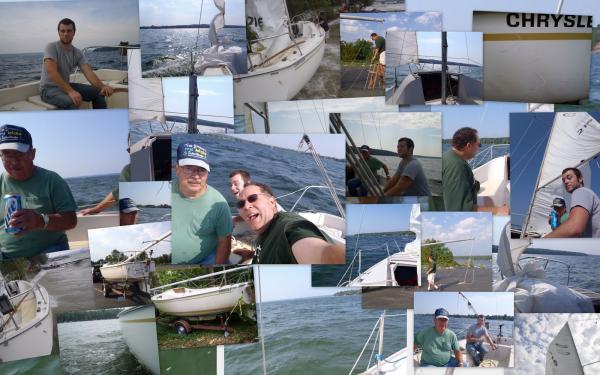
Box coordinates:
[414,308,466,367]
[119,198,139,226]
[347,145,390,196]
[0,124,77,259]
[548,197,568,229]
[171,141,232,264]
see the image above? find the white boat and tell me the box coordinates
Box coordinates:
[99,231,171,283]
[151,267,255,319]
[0,273,53,363]
[385,31,483,105]
[472,150,509,209]
[546,322,585,375]
[340,204,421,287]
[518,112,600,238]
[117,304,160,375]
[473,11,592,103]
[494,222,599,312]
[233,0,326,114]
[0,46,131,111]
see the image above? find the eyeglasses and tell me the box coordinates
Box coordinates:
[0,151,30,161]
[180,165,207,175]
[236,193,270,209]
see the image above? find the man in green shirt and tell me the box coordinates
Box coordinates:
[171,142,232,265]
[415,308,466,367]
[370,32,386,86]
[347,145,390,196]
[236,182,344,264]
[0,124,77,259]
[442,127,480,211]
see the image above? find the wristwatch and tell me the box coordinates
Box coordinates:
[41,213,50,229]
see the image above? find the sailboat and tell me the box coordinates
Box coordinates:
[0,271,53,363]
[151,266,255,321]
[99,231,171,283]
[233,0,326,114]
[495,222,600,312]
[117,304,160,375]
[0,44,133,111]
[472,147,510,209]
[386,31,483,105]
[518,112,600,238]
[338,204,421,287]
[546,322,585,375]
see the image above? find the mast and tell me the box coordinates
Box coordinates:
[187,72,199,134]
[441,32,448,105]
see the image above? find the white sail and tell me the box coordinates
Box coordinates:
[209,0,226,46]
[245,0,293,62]
[524,112,600,236]
[546,322,585,375]
[386,31,419,66]
[404,203,421,253]
[128,49,165,123]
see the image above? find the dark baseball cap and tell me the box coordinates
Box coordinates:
[177,142,210,171]
[360,145,370,151]
[119,198,139,213]
[0,124,32,152]
[434,308,449,320]
[552,197,565,207]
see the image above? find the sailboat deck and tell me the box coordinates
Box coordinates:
[571,288,600,311]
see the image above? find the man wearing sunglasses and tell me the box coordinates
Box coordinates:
[171,142,232,265]
[465,314,497,366]
[442,127,481,211]
[236,182,344,264]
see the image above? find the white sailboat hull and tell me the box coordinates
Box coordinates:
[233,22,325,115]
[0,281,53,362]
[118,305,160,375]
[0,69,128,111]
[152,282,254,318]
[298,211,346,246]
[474,155,509,208]
[100,261,149,282]
[360,347,408,374]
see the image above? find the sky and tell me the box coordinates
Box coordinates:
[231,134,345,160]
[162,76,234,125]
[414,291,514,316]
[510,112,600,230]
[0,0,140,54]
[406,0,600,30]
[87,220,171,261]
[139,0,245,26]
[346,204,413,235]
[0,110,129,178]
[511,314,600,375]
[119,181,171,206]
[439,101,525,139]
[340,112,441,157]
[387,31,483,66]
[253,265,345,303]
[340,12,442,43]
[422,212,492,256]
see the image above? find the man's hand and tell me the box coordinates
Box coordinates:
[80,207,99,215]
[100,85,114,97]
[67,89,82,107]
[9,209,44,235]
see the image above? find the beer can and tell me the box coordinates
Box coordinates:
[4,194,22,234]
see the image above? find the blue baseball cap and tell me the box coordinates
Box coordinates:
[434,308,449,320]
[0,124,32,152]
[177,142,210,172]
[119,198,139,213]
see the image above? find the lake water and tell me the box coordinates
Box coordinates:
[0,49,128,88]
[492,253,600,291]
[590,52,600,102]
[65,174,119,213]
[171,134,345,216]
[140,28,247,76]
[225,295,406,375]
[312,232,416,287]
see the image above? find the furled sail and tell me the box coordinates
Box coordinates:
[128,49,165,123]
[546,322,585,375]
[209,0,225,46]
[245,0,293,63]
[523,112,600,237]
[386,31,419,67]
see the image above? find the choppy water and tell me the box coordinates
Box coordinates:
[65,174,119,212]
[442,142,509,170]
[172,134,345,216]
[0,50,128,88]
[492,253,600,291]
[59,319,152,374]
[414,315,514,341]
[140,28,247,76]
[590,53,600,102]
[225,295,406,375]
[313,232,416,286]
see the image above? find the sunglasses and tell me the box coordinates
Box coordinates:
[236,193,270,209]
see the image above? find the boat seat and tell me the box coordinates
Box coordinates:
[27,95,58,109]
[0,99,51,111]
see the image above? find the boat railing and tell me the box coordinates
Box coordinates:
[276,185,344,214]
[518,256,571,285]
[337,240,404,287]
[469,144,509,169]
